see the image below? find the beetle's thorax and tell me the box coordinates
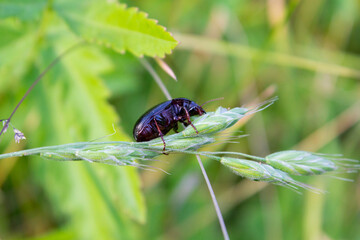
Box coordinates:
[171,98,205,116]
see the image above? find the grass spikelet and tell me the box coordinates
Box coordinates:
[0,103,271,165]
[219,157,324,193]
[0,101,357,192]
[181,107,250,136]
[265,150,338,175]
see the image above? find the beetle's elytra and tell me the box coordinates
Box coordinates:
[133,98,205,151]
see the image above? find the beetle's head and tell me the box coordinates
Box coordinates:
[188,102,206,116]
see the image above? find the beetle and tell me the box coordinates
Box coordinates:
[133,98,206,152]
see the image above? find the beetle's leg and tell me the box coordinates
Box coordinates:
[173,123,179,133]
[183,108,199,134]
[153,118,167,153]
[198,108,204,115]
[182,121,189,127]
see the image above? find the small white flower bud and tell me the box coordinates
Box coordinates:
[13,128,26,143]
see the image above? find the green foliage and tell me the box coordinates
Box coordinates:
[0,0,47,20]
[32,43,147,239]
[0,0,178,239]
[0,0,359,239]
[0,23,37,88]
[54,0,178,57]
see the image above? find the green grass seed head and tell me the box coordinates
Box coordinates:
[220,157,291,182]
[265,150,338,175]
[181,107,248,136]
[0,101,357,192]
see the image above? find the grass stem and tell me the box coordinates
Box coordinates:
[139,58,172,100]
[196,155,230,240]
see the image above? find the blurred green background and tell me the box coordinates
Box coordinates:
[0,0,359,239]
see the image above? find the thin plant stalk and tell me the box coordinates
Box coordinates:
[142,58,230,239]
[0,41,85,143]
[139,58,172,100]
[196,155,230,240]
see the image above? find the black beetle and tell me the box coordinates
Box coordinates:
[133,98,206,151]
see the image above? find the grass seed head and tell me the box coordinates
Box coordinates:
[265,150,338,175]
[220,157,293,182]
[181,107,249,136]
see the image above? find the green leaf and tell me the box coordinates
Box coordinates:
[0,0,47,20]
[29,34,146,239]
[0,23,38,91]
[54,0,178,57]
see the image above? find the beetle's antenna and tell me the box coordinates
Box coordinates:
[200,97,224,108]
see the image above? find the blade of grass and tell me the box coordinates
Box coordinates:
[174,33,360,79]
